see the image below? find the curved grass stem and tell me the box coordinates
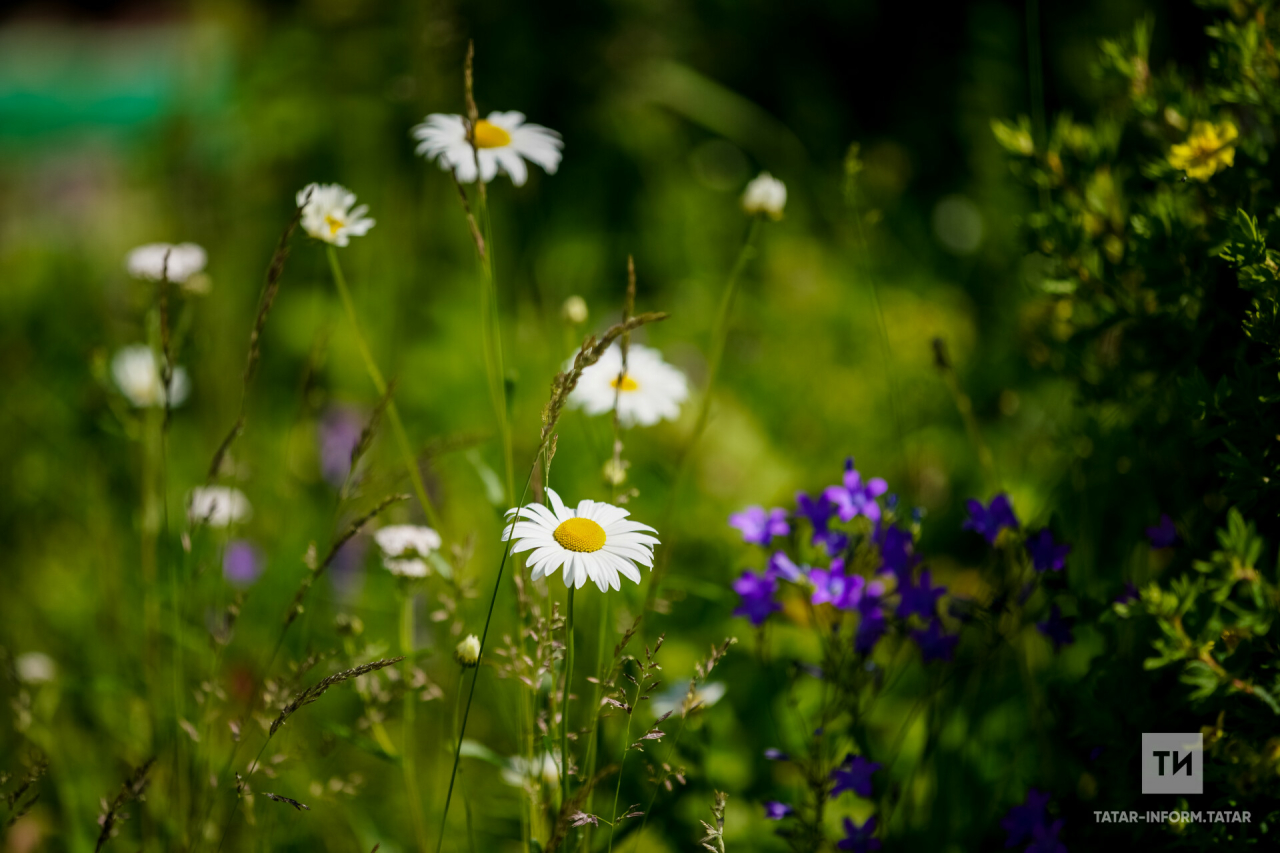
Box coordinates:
[325,245,444,533]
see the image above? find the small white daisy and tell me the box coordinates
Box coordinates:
[126,242,207,283]
[297,183,376,247]
[412,111,563,186]
[374,524,443,578]
[742,171,787,219]
[111,344,190,409]
[566,342,688,428]
[502,487,659,592]
[187,486,251,528]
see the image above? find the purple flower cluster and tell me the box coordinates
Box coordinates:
[964,493,1077,654]
[728,458,958,664]
[1001,789,1067,853]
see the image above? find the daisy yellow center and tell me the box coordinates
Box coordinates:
[325,214,345,236]
[473,119,512,149]
[553,517,606,553]
[609,372,639,392]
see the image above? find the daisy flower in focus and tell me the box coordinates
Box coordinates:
[742,171,787,219]
[1168,120,1237,181]
[566,342,688,428]
[111,344,190,408]
[374,524,443,578]
[126,242,207,284]
[412,111,563,186]
[502,488,659,592]
[187,486,251,528]
[297,183,376,247]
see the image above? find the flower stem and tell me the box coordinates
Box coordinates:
[608,675,640,853]
[325,245,444,532]
[646,216,762,606]
[401,592,431,853]
[474,190,516,505]
[435,462,538,853]
[561,586,576,810]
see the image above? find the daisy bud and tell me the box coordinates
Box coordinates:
[455,634,481,668]
[562,295,589,325]
[603,458,628,486]
[742,171,787,220]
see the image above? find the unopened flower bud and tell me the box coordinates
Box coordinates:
[562,295,589,325]
[742,172,787,220]
[602,458,628,486]
[455,634,481,668]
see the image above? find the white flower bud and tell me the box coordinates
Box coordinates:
[742,172,787,219]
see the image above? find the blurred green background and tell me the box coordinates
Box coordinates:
[0,0,1221,850]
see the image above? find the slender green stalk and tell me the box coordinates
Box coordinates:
[561,587,576,809]
[325,245,444,533]
[435,462,538,853]
[400,592,430,853]
[687,216,762,453]
[646,217,762,606]
[629,712,688,853]
[608,674,641,853]
[474,190,516,505]
[580,594,610,850]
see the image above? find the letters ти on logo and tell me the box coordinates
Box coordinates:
[1142,733,1203,795]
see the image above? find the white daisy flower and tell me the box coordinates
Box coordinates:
[566,342,688,428]
[374,524,443,578]
[502,487,659,592]
[297,183,376,247]
[126,242,207,283]
[412,111,563,186]
[111,344,190,409]
[187,486,251,528]
[742,171,787,219]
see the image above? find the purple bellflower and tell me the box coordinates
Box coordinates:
[733,570,781,625]
[830,753,880,798]
[964,494,1019,544]
[1028,528,1071,573]
[730,506,790,546]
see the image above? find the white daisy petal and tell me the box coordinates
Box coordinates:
[500,489,658,592]
[412,111,562,186]
[296,183,376,247]
[565,342,687,428]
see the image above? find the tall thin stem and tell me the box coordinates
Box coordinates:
[646,217,762,606]
[401,592,430,853]
[325,245,444,532]
[561,587,576,809]
[608,674,640,853]
[474,189,516,505]
[435,462,538,853]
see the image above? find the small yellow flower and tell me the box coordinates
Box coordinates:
[1168,121,1238,181]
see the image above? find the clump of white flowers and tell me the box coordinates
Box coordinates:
[374,524,443,578]
[126,242,207,283]
[297,183,376,247]
[412,111,563,186]
[111,344,190,409]
[567,342,688,428]
[741,171,787,219]
[187,486,252,528]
